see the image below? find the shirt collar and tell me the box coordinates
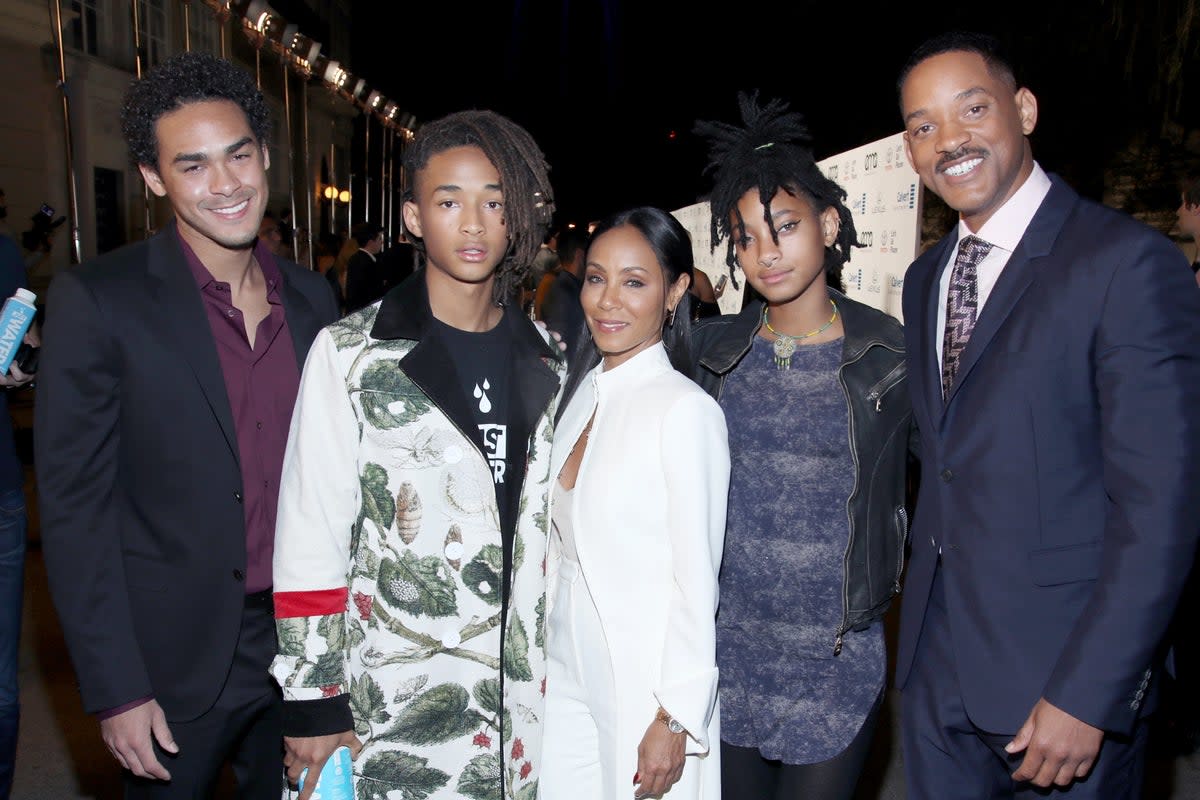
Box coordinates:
[956,161,1052,253]
[177,227,283,292]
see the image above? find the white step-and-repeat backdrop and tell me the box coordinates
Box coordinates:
[673,131,921,322]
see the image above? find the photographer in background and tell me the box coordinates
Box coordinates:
[20,205,65,275]
[0,186,37,799]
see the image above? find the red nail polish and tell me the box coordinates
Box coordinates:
[633,772,639,784]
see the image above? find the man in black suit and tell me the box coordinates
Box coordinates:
[343,221,385,311]
[35,52,338,798]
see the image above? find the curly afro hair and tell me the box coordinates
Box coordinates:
[694,91,860,292]
[121,51,271,170]
[402,109,554,305]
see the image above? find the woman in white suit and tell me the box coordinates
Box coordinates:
[541,207,730,800]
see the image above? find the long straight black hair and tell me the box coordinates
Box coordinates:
[558,206,695,418]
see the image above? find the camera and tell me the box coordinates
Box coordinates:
[21,203,66,253]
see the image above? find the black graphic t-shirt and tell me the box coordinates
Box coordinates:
[433,318,515,527]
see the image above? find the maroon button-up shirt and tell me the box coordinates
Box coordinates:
[180,232,299,594]
[96,236,301,721]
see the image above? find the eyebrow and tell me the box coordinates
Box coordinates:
[586,262,650,273]
[903,86,990,125]
[172,137,255,164]
[431,182,503,193]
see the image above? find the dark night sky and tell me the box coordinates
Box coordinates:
[349,1,1198,228]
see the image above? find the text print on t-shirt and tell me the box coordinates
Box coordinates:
[474,379,507,484]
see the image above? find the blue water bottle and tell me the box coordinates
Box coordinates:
[297,745,354,800]
[0,289,36,374]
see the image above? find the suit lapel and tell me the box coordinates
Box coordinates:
[279,271,319,373]
[941,179,1074,412]
[144,224,240,466]
[504,308,562,468]
[400,333,488,454]
[911,236,953,432]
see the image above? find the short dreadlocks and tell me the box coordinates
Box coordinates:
[402,110,554,305]
[694,92,859,292]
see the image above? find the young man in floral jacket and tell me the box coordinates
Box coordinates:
[270,110,565,800]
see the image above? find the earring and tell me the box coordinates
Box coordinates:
[666,307,676,327]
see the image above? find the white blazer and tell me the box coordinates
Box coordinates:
[548,342,730,796]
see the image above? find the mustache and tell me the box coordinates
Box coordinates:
[937,147,988,171]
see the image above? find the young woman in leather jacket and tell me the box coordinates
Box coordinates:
[690,93,914,800]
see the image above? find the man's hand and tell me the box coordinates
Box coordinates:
[99,700,178,781]
[0,363,34,389]
[284,730,362,800]
[1006,697,1104,788]
[0,329,39,389]
[634,715,686,799]
[532,319,568,352]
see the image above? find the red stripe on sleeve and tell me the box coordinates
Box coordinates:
[274,588,348,618]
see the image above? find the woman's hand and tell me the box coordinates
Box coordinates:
[633,713,686,798]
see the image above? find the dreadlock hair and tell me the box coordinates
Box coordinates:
[693,91,859,293]
[402,110,554,305]
[121,51,271,170]
[556,207,695,421]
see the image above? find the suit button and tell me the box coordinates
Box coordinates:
[940,469,954,483]
[233,569,244,581]
[234,491,243,503]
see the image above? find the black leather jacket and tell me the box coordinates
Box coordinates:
[691,289,912,653]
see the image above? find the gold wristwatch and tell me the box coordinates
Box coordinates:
[655,707,685,735]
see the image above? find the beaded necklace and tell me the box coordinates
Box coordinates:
[762,299,839,369]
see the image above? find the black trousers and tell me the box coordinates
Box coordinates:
[125,596,283,800]
[720,691,882,800]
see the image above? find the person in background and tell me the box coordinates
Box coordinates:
[344,221,386,312]
[327,234,357,316]
[542,206,729,800]
[896,31,1200,797]
[0,184,36,800]
[689,93,911,799]
[35,52,338,798]
[689,269,725,320]
[537,226,589,352]
[1176,172,1200,283]
[258,211,285,257]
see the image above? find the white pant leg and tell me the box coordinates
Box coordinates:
[540,558,618,800]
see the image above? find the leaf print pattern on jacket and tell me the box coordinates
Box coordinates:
[271,303,562,800]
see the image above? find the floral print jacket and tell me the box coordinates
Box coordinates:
[271,281,564,800]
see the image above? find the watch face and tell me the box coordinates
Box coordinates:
[668,719,685,734]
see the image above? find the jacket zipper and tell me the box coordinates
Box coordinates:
[834,339,904,656]
[866,361,907,412]
[894,505,908,593]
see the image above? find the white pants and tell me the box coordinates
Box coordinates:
[541,557,618,800]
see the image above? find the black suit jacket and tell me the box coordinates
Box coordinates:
[344,250,385,312]
[35,223,338,720]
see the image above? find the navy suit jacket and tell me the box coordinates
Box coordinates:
[36,222,339,720]
[897,176,1200,735]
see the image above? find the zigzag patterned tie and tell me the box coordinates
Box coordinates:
[941,234,993,398]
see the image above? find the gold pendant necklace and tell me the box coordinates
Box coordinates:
[763,299,838,370]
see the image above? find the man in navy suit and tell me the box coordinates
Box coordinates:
[896,32,1200,797]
